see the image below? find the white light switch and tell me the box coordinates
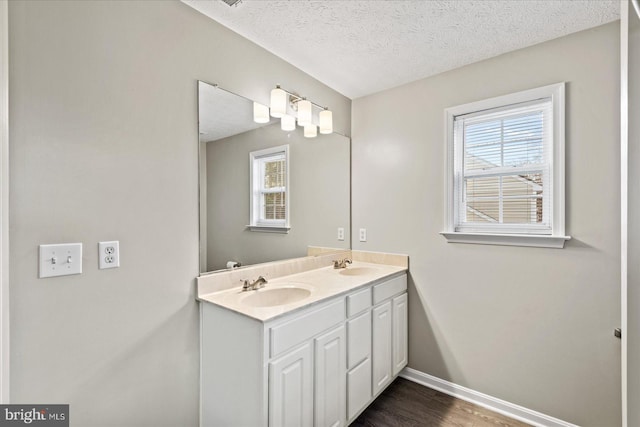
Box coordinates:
[337,227,345,241]
[39,243,82,278]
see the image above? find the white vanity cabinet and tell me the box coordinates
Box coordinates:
[200,272,408,427]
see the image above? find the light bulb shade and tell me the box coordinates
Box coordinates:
[281,115,295,131]
[297,99,312,126]
[253,102,270,124]
[319,109,333,134]
[304,124,317,138]
[270,87,287,118]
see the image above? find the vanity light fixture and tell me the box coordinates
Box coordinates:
[296,99,312,126]
[268,85,333,137]
[253,102,270,124]
[319,108,333,134]
[304,124,318,138]
[270,86,287,118]
[281,114,296,131]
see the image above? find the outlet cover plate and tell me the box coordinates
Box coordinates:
[39,243,83,278]
[99,241,120,269]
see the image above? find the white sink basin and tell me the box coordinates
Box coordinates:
[338,267,380,276]
[241,286,312,308]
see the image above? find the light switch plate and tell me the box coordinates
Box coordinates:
[39,243,83,278]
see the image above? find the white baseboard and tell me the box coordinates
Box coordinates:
[400,367,579,427]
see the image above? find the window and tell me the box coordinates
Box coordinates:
[441,83,570,248]
[249,145,290,232]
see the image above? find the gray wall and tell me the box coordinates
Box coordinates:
[205,123,350,271]
[8,1,350,426]
[352,22,621,426]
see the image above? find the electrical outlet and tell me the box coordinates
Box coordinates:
[337,227,345,241]
[359,228,367,242]
[99,241,120,269]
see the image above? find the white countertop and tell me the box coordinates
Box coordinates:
[197,261,407,322]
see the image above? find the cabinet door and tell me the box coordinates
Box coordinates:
[392,293,408,376]
[347,310,371,369]
[314,325,346,427]
[269,343,313,427]
[372,301,392,396]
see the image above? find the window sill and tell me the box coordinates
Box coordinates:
[440,232,571,249]
[246,225,291,234]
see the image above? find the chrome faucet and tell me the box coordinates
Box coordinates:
[332,258,352,269]
[241,275,268,291]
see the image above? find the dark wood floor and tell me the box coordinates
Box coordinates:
[351,378,531,427]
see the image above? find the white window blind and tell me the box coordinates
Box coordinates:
[453,99,553,234]
[259,154,286,222]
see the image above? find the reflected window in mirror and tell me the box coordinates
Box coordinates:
[249,145,290,232]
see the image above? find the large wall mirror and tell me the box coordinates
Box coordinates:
[198,81,351,274]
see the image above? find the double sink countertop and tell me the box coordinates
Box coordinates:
[198,261,407,322]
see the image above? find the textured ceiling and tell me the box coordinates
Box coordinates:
[184,0,619,99]
[199,81,274,143]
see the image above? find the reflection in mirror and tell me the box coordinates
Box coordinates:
[198,81,351,274]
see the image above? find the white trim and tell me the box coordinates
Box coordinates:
[554,84,566,237]
[400,368,578,427]
[198,303,204,427]
[0,0,9,404]
[440,232,570,248]
[621,1,629,425]
[444,83,568,246]
[245,225,291,234]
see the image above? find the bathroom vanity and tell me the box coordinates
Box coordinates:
[198,252,408,427]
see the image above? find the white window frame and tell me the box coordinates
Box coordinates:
[248,145,290,233]
[441,83,571,248]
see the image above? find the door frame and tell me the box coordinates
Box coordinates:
[621,1,628,425]
[620,1,640,425]
[0,0,10,404]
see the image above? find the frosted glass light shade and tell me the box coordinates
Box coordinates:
[319,109,333,134]
[281,115,295,131]
[270,87,287,118]
[304,124,317,138]
[297,99,312,126]
[253,102,270,124]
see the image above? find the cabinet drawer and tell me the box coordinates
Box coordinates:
[347,287,371,317]
[347,358,372,421]
[372,274,407,305]
[270,299,345,358]
[347,310,371,369]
